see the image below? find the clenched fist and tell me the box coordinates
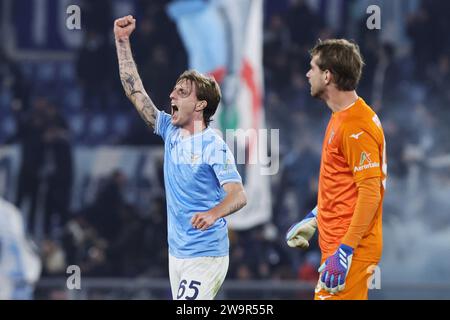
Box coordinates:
[114,15,136,40]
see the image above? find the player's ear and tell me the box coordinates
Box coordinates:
[324,70,332,85]
[195,100,207,112]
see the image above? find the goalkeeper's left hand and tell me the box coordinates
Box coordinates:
[318,244,354,294]
[286,208,318,249]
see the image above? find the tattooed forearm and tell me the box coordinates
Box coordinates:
[226,202,244,216]
[211,184,247,220]
[137,94,157,128]
[121,72,138,95]
[115,38,157,128]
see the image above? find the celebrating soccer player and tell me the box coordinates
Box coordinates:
[114,15,247,300]
[286,39,387,300]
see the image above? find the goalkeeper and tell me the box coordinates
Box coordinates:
[286,39,386,300]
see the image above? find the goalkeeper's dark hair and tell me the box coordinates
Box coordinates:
[309,39,365,91]
[176,70,221,127]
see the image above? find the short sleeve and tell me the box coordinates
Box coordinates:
[206,140,242,186]
[342,124,382,183]
[154,110,174,141]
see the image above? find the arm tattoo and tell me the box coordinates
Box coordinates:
[122,72,137,95]
[138,95,156,128]
[116,38,157,128]
[227,202,242,215]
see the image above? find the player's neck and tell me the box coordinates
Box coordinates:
[180,120,207,138]
[325,90,359,113]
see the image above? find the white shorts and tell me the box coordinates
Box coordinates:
[169,254,229,300]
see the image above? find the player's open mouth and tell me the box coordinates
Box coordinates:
[171,104,179,117]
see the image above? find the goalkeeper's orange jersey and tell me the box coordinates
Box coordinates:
[317,97,386,263]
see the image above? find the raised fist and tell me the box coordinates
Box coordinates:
[114,15,136,40]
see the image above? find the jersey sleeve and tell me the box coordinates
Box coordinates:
[154,110,174,141]
[341,123,382,183]
[206,139,242,186]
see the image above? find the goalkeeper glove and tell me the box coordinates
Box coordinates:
[318,244,354,294]
[285,207,318,249]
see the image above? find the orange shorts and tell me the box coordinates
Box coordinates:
[314,259,376,300]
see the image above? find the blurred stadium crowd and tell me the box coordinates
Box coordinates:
[1,0,450,299]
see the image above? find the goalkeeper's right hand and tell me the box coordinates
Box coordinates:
[286,207,318,249]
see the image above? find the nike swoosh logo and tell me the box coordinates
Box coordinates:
[350,131,364,139]
[318,295,332,300]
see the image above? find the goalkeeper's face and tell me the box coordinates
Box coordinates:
[169,79,202,128]
[306,55,327,99]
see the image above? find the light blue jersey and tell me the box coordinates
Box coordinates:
[0,198,41,299]
[155,111,242,258]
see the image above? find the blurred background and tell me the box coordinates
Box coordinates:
[1,0,450,300]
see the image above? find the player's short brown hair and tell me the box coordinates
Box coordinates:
[309,39,365,91]
[176,70,221,126]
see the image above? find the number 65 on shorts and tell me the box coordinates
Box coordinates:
[169,255,229,300]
